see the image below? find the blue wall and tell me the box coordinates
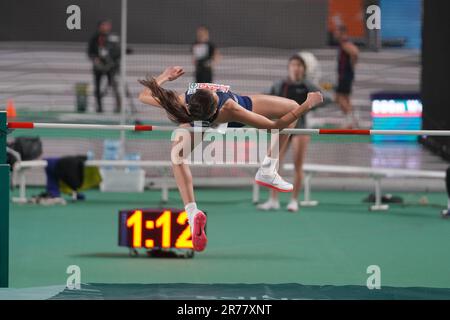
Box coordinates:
[380,0,422,49]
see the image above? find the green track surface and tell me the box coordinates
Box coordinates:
[9,188,450,291]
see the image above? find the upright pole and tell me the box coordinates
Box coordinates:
[0,111,9,287]
[119,0,128,159]
[365,0,381,51]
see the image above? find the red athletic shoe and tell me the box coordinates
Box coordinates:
[192,211,207,252]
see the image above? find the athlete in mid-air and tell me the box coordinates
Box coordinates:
[138,66,323,251]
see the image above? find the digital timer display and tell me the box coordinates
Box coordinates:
[371,92,422,142]
[118,208,194,249]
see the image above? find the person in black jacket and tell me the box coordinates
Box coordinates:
[87,20,121,113]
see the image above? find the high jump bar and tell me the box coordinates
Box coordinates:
[6,122,450,136]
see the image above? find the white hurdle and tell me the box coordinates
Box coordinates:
[7,121,450,136]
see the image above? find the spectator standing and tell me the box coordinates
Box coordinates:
[258,54,324,212]
[87,20,121,113]
[334,25,359,128]
[192,26,219,83]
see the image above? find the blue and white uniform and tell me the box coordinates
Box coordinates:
[185,83,253,129]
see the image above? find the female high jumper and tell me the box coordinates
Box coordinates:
[138,66,323,252]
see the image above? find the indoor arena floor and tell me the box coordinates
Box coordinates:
[5,187,450,299]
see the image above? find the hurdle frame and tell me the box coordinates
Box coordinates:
[0,111,9,287]
[9,159,445,209]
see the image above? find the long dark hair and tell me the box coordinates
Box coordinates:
[138,77,217,124]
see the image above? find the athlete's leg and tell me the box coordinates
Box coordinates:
[343,94,353,115]
[249,94,300,117]
[257,137,290,210]
[291,135,310,199]
[336,92,358,128]
[171,124,207,251]
[284,135,309,212]
[336,93,351,114]
[94,70,103,112]
[271,137,290,199]
[249,94,299,157]
[171,124,197,204]
[249,94,299,192]
[108,71,121,113]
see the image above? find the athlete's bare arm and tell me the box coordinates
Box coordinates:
[138,66,185,108]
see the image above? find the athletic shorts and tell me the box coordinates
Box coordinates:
[336,77,354,95]
[229,95,253,128]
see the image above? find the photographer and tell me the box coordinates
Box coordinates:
[87,19,121,113]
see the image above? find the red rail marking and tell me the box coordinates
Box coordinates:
[7,122,34,129]
[319,129,370,135]
[134,125,153,131]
